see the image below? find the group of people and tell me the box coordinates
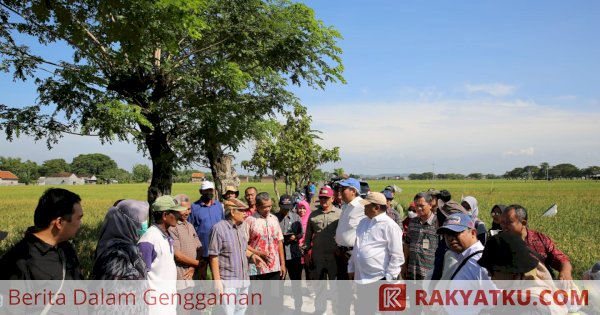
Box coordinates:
[0,179,598,315]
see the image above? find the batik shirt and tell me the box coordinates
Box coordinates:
[246,212,284,274]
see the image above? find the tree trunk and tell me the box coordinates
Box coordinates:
[206,141,239,200]
[272,170,280,200]
[146,128,175,199]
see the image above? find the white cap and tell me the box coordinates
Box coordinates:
[200,181,215,190]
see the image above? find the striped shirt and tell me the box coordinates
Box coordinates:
[208,219,249,281]
[404,214,438,279]
[168,220,202,280]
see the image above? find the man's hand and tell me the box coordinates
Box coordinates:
[214,279,224,295]
[252,254,267,270]
[280,264,287,279]
[183,267,195,280]
[289,235,296,241]
[257,250,271,264]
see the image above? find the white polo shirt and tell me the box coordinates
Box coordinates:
[335,196,366,247]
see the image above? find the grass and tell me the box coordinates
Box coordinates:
[1,180,598,279]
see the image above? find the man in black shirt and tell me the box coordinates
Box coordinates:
[0,188,84,280]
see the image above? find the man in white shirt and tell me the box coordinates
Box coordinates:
[334,177,365,279]
[334,177,365,315]
[348,192,404,283]
[348,192,404,315]
[436,213,493,315]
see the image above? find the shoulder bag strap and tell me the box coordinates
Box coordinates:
[450,250,484,280]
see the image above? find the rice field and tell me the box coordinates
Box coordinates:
[0,180,598,279]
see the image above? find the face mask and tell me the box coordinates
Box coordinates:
[408,211,418,219]
[201,194,214,202]
[137,221,148,237]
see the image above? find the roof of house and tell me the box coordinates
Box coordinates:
[0,171,18,180]
[192,172,205,178]
[48,172,76,178]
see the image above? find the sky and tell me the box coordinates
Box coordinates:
[1,1,600,175]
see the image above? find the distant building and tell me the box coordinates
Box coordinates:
[238,175,249,183]
[0,170,19,186]
[38,173,85,185]
[82,175,97,184]
[191,172,205,183]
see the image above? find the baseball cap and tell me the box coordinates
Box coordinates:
[200,181,215,190]
[223,198,249,211]
[152,195,188,212]
[381,190,394,200]
[318,186,334,198]
[338,178,360,191]
[0,230,7,241]
[436,213,475,234]
[359,192,387,206]
[279,194,294,211]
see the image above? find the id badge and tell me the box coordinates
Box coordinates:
[422,238,430,250]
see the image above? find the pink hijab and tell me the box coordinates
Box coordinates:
[296,200,312,246]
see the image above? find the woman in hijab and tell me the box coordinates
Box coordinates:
[461,196,487,245]
[296,200,312,280]
[93,199,149,280]
[489,204,506,236]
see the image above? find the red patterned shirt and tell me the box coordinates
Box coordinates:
[246,212,284,275]
[525,229,570,273]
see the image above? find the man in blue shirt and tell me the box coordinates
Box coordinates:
[188,180,224,279]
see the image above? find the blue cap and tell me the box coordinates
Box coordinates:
[338,178,360,191]
[436,213,475,234]
[381,189,394,199]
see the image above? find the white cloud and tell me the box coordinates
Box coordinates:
[2,95,600,175]
[503,147,535,157]
[465,83,517,97]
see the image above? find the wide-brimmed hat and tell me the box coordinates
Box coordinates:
[438,200,468,217]
[477,233,538,274]
[223,198,249,211]
[222,185,240,198]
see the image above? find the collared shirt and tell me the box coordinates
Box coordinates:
[404,213,438,279]
[335,197,366,247]
[138,225,177,281]
[208,219,250,281]
[385,207,402,226]
[243,205,257,219]
[441,241,489,280]
[189,199,224,257]
[169,220,202,280]
[246,212,284,274]
[525,229,570,273]
[304,205,341,263]
[348,213,404,283]
[275,211,303,260]
[0,227,83,280]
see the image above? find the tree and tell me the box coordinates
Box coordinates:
[70,153,118,176]
[0,0,344,196]
[538,162,550,180]
[550,163,581,179]
[39,158,70,176]
[242,106,340,198]
[132,164,152,183]
[0,156,39,184]
[467,173,483,180]
[333,168,345,178]
[582,166,600,178]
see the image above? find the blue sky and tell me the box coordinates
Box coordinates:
[2,1,600,175]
